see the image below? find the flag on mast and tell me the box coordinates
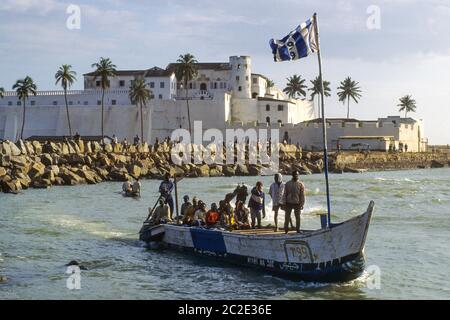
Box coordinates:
[270,17,318,62]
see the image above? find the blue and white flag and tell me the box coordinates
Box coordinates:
[270,17,318,62]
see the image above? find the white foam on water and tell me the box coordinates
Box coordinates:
[38,214,127,239]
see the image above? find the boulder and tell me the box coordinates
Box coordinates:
[236,164,249,176]
[92,141,102,153]
[31,178,52,189]
[77,169,98,185]
[248,165,262,176]
[67,154,85,165]
[28,162,46,179]
[42,142,59,154]
[59,169,86,185]
[1,177,22,193]
[94,167,109,181]
[104,143,113,153]
[76,140,85,153]
[108,167,131,181]
[85,141,93,154]
[0,167,7,177]
[32,141,42,154]
[223,165,236,177]
[40,153,53,166]
[128,165,142,179]
[48,165,60,176]
[14,171,31,189]
[195,164,210,177]
[10,155,29,171]
[431,160,445,168]
[16,140,28,155]
[42,170,55,183]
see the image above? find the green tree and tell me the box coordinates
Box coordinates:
[129,78,153,143]
[266,79,275,89]
[12,76,37,140]
[337,77,362,119]
[175,53,198,135]
[283,74,307,99]
[397,95,417,118]
[55,64,77,137]
[309,75,331,118]
[91,57,117,144]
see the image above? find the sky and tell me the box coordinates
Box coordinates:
[0,0,449,144]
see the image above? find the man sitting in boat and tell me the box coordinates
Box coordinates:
[235,200,250,229]
[131,177,141,196]
[223,194,236,229]
[159,173,174,219]
[122,178,132,194]
[149,199,172,225]
[179,195,192,220]
[205,203,220,227]
[269,173,285,232]
[281,170,305,234]
[248,181,266,229]
[182,196,198,225]
[193,201,207,227]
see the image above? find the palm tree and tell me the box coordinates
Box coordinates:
[55,64,77,137]
[0,87,4,99]
[12,76,37,140]
[266,79,275,89]
[309,76,331,118]
[91,57,117,144]
[283,74,307,99]
[129,78,152,143]
[337,77,362,119]
[175,53,198,135]
[398,95,417,118]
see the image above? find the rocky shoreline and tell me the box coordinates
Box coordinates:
[1,139,449,194]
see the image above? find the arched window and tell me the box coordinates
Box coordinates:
[200,83,207,91]
[266,116,271,124]
[252,92,258,98]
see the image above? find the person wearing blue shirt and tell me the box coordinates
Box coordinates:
[248,181,266,229]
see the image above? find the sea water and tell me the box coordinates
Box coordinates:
[1,168,449,299]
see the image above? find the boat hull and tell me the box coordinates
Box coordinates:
[141,201,374,282]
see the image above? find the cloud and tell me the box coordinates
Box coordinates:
[0,0,61,15]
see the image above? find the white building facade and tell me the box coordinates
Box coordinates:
[0,56,314,143]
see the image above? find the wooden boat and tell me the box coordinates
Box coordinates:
[139,201,374,282]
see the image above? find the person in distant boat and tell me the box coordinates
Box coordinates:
[205,203,220,227]
[183,196,198,225]
[122,177,132,194]
[132,177,141,195]
[281,170,305,234]
[159,173,174,218]
[248,181,266,229]
[269,173,285,232]
[180,195,192,219]
[193,201,207,227]
[150,199,172,224]
[235,200,250,229]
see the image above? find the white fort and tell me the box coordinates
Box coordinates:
[0,55,426,151]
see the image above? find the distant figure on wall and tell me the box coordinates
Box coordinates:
[405,144,408,152]
[133,135,140,146]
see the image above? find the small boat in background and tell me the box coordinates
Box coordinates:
[139,201,374,282]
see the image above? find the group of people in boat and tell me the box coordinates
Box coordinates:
[147,170,306,234]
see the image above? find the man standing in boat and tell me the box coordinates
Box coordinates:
[248,181,266,229]
[281,170,305,234]
[269,173,285,232]
[159,173,174,218]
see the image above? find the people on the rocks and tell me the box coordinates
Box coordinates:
[134,135,140,146]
